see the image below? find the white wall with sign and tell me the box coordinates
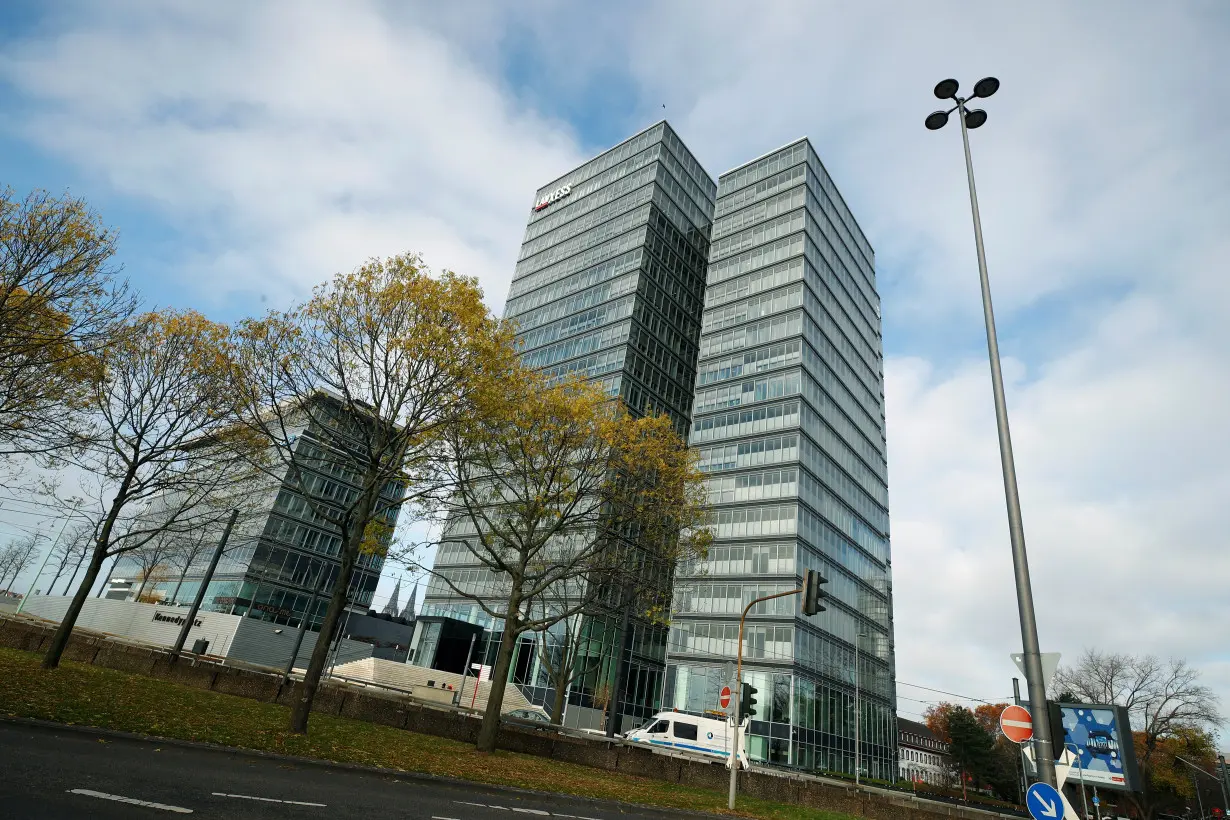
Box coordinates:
[19,595,244,654]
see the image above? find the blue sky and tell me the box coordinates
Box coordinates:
[2,0,1229,730]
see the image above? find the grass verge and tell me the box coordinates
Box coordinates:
[0,647,859,820]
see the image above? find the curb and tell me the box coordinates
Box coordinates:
[0,716,741,819]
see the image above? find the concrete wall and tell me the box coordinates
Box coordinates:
[0,615,1025,820]
[229,618,372,670]
[19,595,243,655]
[19,596,373,670]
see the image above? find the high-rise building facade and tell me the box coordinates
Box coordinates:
[422,122,717,729]
[106,393,399,629]
[663,139,897,778]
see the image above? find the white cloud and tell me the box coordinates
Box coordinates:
[2,0,1228,739]
[0,0,586,312]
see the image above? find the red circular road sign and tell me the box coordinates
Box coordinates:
[1000,705,1034,744]
[720,685,732,709]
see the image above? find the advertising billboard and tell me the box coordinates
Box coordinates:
[1055,703,1141,792]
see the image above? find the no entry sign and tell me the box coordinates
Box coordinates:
[1001,704,1034,744]
[720,685,732,710]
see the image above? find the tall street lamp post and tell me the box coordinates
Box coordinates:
[925,77,1057,788]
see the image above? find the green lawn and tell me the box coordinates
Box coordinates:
[0,647,860,820]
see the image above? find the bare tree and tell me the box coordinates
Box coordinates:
[526,574,603,725]
[40,309,265,669]
[163,527,212,605]
[0,187,134,460]
[1054,649,1222,819]
[56,523,97,595]
[231,254,515,734]
[424,369,711,753]
[45,516,93,594]
[0,533,41,591]
[125,533,176,603]
[1054,649,1221,744]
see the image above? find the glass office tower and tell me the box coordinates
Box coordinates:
[664,139,897,778]
[422,121,716,729]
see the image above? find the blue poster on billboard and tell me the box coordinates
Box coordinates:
[1055,703,1141,792]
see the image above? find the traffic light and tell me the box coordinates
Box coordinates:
[740,682,759,719]
[801,568,828,616]
[1046,701,1066,760]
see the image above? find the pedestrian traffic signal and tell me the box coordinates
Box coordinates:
[740,682,758,719]
[801,569,828,616]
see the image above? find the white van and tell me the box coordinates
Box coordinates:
[624,710,750,769]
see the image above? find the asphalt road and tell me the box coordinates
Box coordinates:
[0,721,699,819]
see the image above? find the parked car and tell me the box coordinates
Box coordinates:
[504,707,552,724]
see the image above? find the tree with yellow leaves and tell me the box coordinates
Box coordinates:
[0,187,134,460]
[424,368,710,753]
[41,309,264,669]
[231,253,516,734]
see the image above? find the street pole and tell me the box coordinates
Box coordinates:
[1093,786,1102,820]
[1013,678,1030,797]
[17,519,71,614]
[1221,755,1230,815]
[456,632,477,707]
[171,509,237,658]
[1177,755,1225,819]
[1068,744,1089,820]
[327,602,354,675]
[951,83,1057,787]
[855,637,861,787]
[729,586,802,810]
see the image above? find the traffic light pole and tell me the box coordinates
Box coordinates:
[729,586,803,810]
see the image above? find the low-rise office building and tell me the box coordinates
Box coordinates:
[898,717,950,785]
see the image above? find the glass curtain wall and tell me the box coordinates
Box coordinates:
[665,139,897,780]
[423,121,716,728]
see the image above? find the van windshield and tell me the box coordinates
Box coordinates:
[643,720,669,734]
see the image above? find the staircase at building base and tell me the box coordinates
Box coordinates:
[331,657,535,714]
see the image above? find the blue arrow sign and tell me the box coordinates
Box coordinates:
[1026,782,1064,820]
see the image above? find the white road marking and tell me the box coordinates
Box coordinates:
[211,792,326,807]
[68,789,193,813]
[450,800,597,819]
[432,816,460,820]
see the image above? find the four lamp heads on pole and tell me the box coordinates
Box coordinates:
[925,77,1000,131]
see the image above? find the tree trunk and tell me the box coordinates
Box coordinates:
[96,554,120,597]
[476,592,522,753]
[41,548,107,669]
[133,548,163,603]
[43,485,130,670]
[64,555,86,595]
[289,543,355,733]
[551,669,569,725]
[288,490,375,734]
[171,566,189,605]
[604,584,633,738]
